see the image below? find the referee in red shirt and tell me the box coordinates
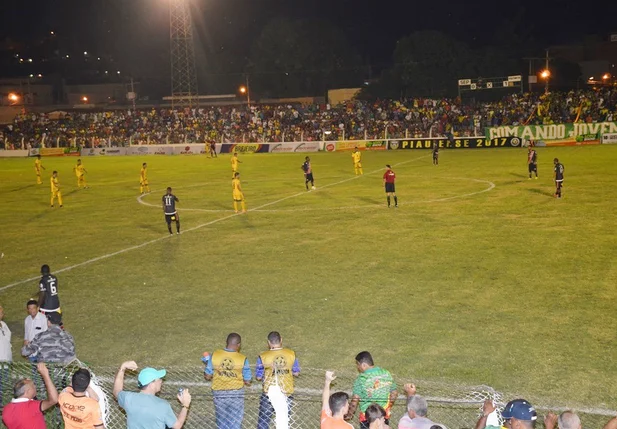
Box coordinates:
[383,165,398,208]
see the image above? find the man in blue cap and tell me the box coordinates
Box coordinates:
[475,399,536,429]
[113,360,192,429]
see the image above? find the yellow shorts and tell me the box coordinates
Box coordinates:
[354,162,362,168]
[233,192,244,201]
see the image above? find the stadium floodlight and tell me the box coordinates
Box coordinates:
[169,0,199,108]
[540,70,550,79]
[589,77,594,81]
[8,93,19,102]
[82,96,89,103]
[602,74,610,80]
[239,86,247,94]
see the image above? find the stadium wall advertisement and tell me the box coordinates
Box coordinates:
[333,141,389,151]
[39,147,80,157]
[602,133,617,144]
[81,148,129,156]
[218,143,270,154]
[269,142,321,153]
[485,122,617,146]
[387,137,521,150]
[0,149,29,157]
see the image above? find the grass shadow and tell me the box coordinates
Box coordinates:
[355,196,381,205]
[510,173,528,179]
[8,184,36,193]
[138,223,163,234]
[527,188,555,197]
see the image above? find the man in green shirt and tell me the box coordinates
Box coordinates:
[347,351,398,429]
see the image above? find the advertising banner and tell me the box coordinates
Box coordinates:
[29,148,40,157]
[104,148,128,156]
[485,122,615,146]
[324,142,336,152]
[128,146,174,155]
[387,137,519,149]
[39,147,78,156]
[601,133,617,144]
[335,140,388,151]
[80,147,129,156]
[218,143,270,154]
[269,142,321,153]
[175,144,208,155]
[0,150,29,158]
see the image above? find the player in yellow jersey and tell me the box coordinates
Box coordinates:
[231,152,241,178]
[73,159,88,189]
[140,162,150,194]
[232,172,246,213]
[352,147,363,175]
[50,171,63,208]
[34,155,46,184]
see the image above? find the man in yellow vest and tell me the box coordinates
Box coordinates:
[204,333,251,429]
[256,331,301,429]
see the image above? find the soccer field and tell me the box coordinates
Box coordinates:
[1,146,616,408]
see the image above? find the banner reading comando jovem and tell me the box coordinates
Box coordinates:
[485,122,617,146]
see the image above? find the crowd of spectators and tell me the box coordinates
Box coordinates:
[1,89,616,149]
[3,295,617,429]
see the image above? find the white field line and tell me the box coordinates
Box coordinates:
[0,155,429,292]
[138,177,495,213]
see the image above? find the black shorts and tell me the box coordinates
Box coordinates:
[165,213,178,223]
[433,152,439,158]
[528,163,537,172]
[385,183,395,193]
[305,173,314,182]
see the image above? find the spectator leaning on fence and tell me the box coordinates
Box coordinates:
[1,304,12,409]
[398,383,442,429]
[347,351,398,429]
[1,362,59,429]
[501,399,537,429]
[256,331,301,429]
[204,332,252,429]
[544,411,581,429]
[21,312,75,363]
[321,370,353,429]
[59,368,104,429]
[113,360,192,429]
[366,404,390,429]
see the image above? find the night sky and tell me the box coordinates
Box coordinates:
[2,0,615,62]
[0,0,616,92]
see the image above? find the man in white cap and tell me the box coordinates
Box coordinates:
[113,360,192,429]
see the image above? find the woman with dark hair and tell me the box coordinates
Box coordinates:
[365,404,390,429]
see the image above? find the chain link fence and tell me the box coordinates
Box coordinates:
[0,361,614,429]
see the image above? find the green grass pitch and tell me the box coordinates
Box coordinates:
[1,146,616,408]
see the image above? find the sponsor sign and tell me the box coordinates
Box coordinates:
[269,142,321,153]
[82,148,107,156]
[325,143,336,152]
[219,143,270,154]
[105,148,127,156]
[0,150,29,158]
[128,145,174,155]
[29,148,40,157]
[388,137,520,149]
[40,147,80,157]
[485,122,615,146]
[335,140,388,151]
[602,133,617,144]
[177,144,207,155]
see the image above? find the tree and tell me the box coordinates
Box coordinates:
[392,31,476,98]
[248,18,362,98]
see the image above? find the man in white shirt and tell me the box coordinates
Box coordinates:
[24,300,48,360]
[1,305,13,409]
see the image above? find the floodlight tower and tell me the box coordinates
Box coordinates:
[169,0,198,108]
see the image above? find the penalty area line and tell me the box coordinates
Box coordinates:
[1,154,429,292]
